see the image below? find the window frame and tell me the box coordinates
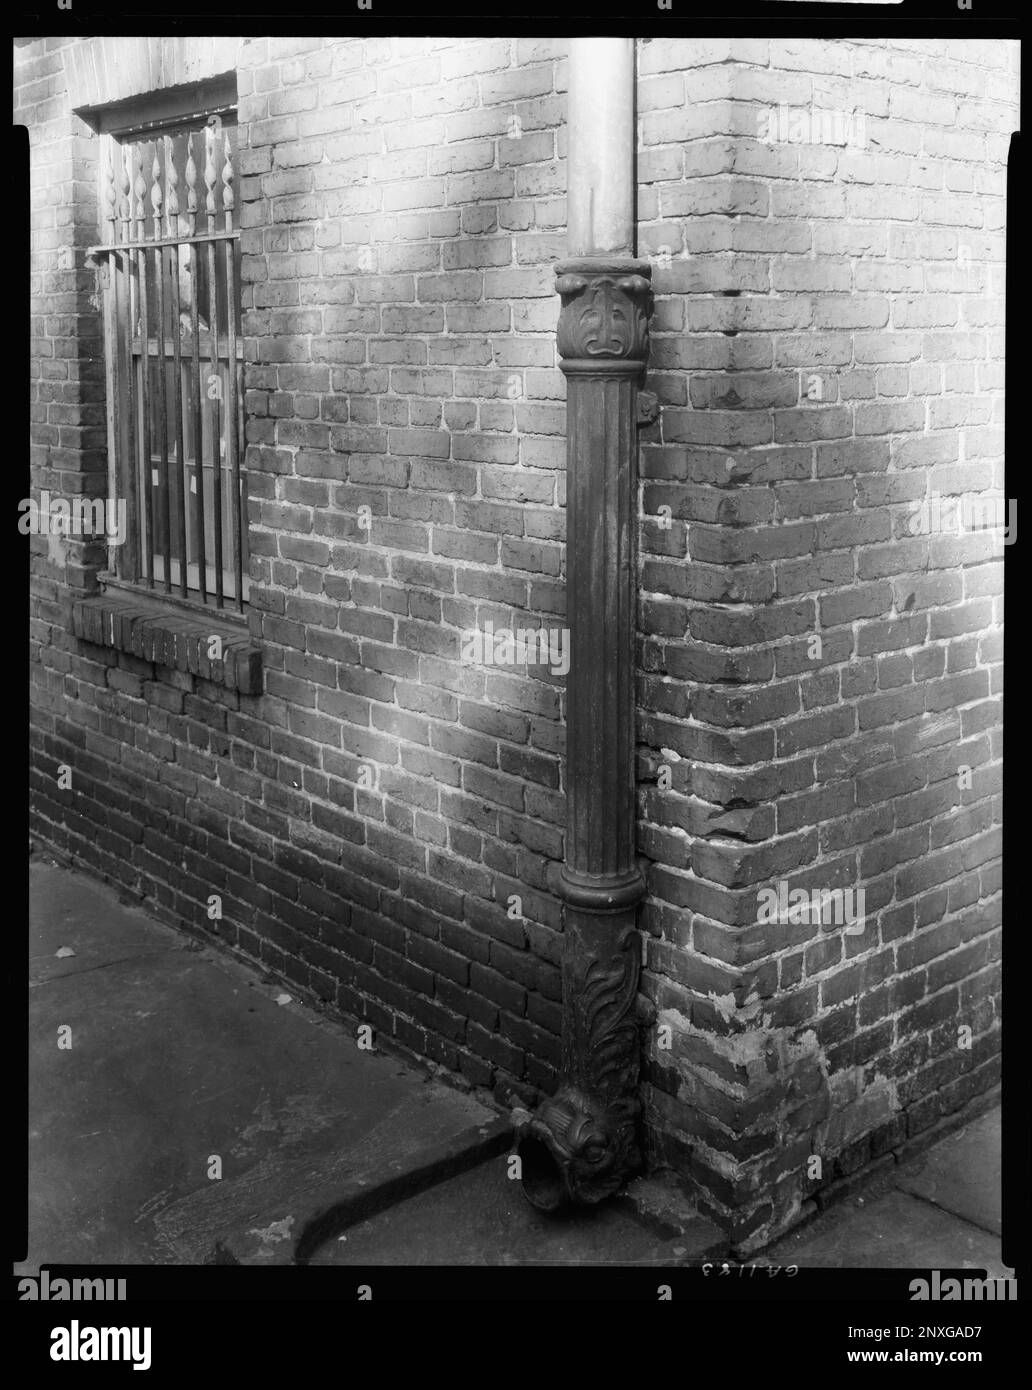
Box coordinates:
[90,79,249,626]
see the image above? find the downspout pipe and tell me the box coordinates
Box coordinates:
[516,37,654,1211]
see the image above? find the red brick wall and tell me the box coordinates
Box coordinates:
[21,34,1013,1250]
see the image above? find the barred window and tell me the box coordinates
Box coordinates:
[93,99,247,612]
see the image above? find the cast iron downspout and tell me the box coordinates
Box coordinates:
[516,38,654,1211]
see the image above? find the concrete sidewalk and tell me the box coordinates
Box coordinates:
[306,1107,1009,1270]
[763,1106,1009,1276]
[23,854,510,1268]
[23,854,1008,1272]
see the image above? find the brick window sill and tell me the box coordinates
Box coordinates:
[71,590,262,695]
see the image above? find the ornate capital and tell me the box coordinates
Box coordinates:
[555,257,652,365]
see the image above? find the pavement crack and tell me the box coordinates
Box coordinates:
[30,947,184,987]
[894,1183,1002,1240]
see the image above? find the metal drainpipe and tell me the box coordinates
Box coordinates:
[516,37,655,1211]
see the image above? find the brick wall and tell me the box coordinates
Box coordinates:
[634,36,1012,1247]
[21,34,1013,1251]
[232,35,570,1094]
[25,35,572,1107]
[21,37,107,600]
